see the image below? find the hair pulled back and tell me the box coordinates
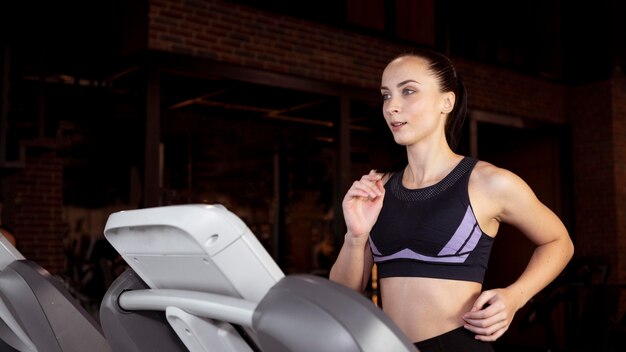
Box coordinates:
[379,48,468,174]
[395,48,467,150]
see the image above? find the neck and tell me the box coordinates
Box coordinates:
[403,142,460,189]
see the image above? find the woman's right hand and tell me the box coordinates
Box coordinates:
[342,170,385,240]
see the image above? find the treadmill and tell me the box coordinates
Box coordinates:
[100,204,418,352]
[0,233,111,351]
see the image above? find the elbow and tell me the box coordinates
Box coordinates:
[329,267,364,292]
[328,265,339,283]
[552,224,575,262]
[561,234,575,263]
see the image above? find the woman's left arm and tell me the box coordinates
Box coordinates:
[463,167,575,342]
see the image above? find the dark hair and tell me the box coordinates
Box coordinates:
[379,48,468,173]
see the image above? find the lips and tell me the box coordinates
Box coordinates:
[390,121,407,128]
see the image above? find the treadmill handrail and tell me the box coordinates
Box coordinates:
[118,289,257,327]
[0,235,24,270]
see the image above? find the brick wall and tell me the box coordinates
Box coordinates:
[570,81,615,264]
[569,75,626,321]
[148,0,395,89]
[148,0,566,125]
[613,76,626,284]
[11,147,66,273]
[458,58,567,124]
[613,76,626,315]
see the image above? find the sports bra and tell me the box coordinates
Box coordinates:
[369,157,494,284]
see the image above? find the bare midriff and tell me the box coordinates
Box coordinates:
[379,276,482,343]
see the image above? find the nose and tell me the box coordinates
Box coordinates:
[384,98,400,116]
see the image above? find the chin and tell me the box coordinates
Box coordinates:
[392,136,411,146]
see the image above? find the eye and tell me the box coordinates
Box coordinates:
[380,92,391,101]
[402,88,416,96]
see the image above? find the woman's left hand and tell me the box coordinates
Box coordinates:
[461,288,521,342]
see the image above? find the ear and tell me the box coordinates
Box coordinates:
[441,92,455,114]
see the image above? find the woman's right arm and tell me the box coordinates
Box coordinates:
[329,170,385,291]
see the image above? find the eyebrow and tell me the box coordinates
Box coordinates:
[380,79,420,90]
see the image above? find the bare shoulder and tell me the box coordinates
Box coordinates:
[470,159,572,247]
[470,160,533,199]
[470,159,545,226]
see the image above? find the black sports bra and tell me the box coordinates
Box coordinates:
[369,157,494,283]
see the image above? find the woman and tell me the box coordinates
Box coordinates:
[329,48,574,351]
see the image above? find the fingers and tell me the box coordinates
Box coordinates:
[464,319,508,342]
[371,171,385,194]
[463,308,508,341]
[468,290,496,313]
[471,325,508,342]
[347,170,384,199]
[463,290,512,341]
[462,306,506,330]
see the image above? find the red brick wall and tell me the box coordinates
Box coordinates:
[569,74,626,325]
[613,76,626,315]
[11,148,66,273]
[613,76,626,285]
[458,58,567,124]
[148,0,395,89]
[570,81,615,265]
[148,0,566,125]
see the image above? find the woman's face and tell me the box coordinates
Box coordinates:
[380,56,452,147]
